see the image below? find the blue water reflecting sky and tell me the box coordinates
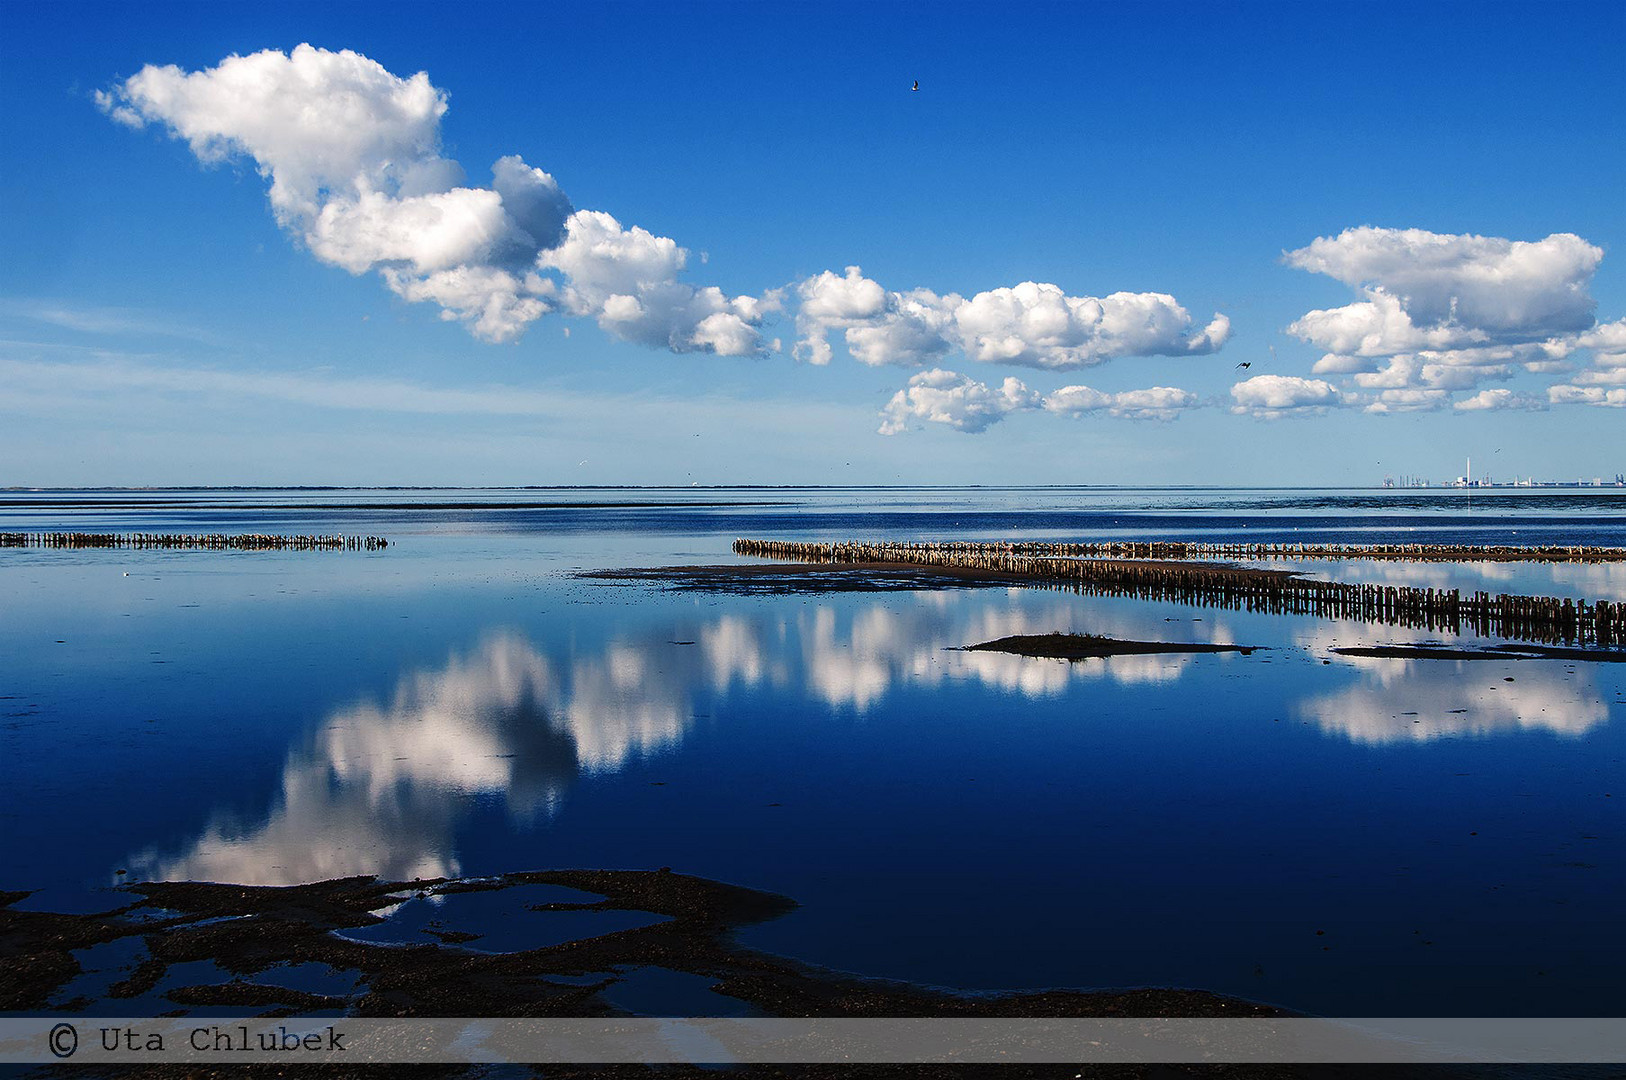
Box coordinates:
[1,488,1621,1017]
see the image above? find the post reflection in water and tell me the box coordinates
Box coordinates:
[1284,555,1626,603]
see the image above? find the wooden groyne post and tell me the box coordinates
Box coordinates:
[732,538,1620,648]
[0,532,388,551]
[739,538,1626,563]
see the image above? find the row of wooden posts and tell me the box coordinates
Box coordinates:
[748,539,1626,563]
[732,538,1621,647]
[0,532,388,551]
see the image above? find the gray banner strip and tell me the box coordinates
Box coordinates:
[2,1018,1621,1065]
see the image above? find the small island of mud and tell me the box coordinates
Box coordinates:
[964,633,1261,660]
[580,562,1042,594]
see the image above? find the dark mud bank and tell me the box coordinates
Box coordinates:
[964,633,1262,660]
[580,562,1037,594]
[2,870,1281,1021]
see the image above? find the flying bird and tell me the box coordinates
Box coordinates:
[1236,361,1251,369]
[911,80,919,91]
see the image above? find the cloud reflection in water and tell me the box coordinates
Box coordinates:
[796,593,1235,709]
[1297,624,1609,743]
[136,592,1604,887]
[135,633,691,885]
[133,596,1222,885]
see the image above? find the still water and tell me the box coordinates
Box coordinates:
[2,488,1622,1016]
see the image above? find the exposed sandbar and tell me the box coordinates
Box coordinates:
[580,559,1288,595]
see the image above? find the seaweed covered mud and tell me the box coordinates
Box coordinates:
[2,870,1279,1021]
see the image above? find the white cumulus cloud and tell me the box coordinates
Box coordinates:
[1363,388,1450,413]
[98,45,771,351]
[879,370,1201,433]
[1350,354,1509,392]
[1568,317,1626,362]
[1548,385,1626,408]
[539,210,776,355]
[1230,374,1342,416]
[1545,317,1626,386]
[1290,288,1485,358]
[1454,388,1546,411]
[1285,226,1602,344]
[954,283,1230,368]
[796,267,1229,370]
[1282,226,1624,410]
[877,369,1040,434]
[101,45,1233,387]
[1045,384,1199,421]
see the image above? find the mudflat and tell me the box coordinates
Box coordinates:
[2,871,1282,1021]
[964,633,1262,659]
[580,559,1293,595]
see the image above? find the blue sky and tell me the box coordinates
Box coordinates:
[1,0,1622,486]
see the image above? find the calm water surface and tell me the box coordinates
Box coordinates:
[2,488,1622,1017]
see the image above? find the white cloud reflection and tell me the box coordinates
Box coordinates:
[791,592,1232,710]
[132,597,1217,885]
[135,596,1609,886]
[1545,561,1626,602]
[134,632,694,885]
[1296,624,1609,744]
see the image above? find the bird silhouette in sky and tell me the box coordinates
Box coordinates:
[911,80,919,91]
[1236,361,1251,369]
